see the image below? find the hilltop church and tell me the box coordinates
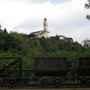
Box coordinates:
[30,18,50,38]
[29,18,73,42]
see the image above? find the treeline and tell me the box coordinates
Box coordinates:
[0,28,90,68]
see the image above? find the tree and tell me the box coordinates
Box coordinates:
[83,39,90,48]
[85,0,90,20]
[3,28,8,34]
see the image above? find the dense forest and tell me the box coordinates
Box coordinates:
[0,27,90,68]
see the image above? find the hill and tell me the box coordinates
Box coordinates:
[0,28,90,68]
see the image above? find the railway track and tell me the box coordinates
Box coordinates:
[33,84,90,88]
[2,83,89,88]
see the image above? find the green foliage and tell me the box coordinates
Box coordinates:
[85,0,90,20]
[0,27,90,68]
[83,39,90,48]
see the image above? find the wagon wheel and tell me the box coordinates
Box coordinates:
[54,77,63,87]
[40,79,49,87]
[8,78,17,87]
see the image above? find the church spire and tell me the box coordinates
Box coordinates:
[43,18,48,31]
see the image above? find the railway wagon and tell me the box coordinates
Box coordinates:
[0,56,90,87]
[77,57,90,84]
[33,57,69,86]
[0,57,70,87]
[0,57,22,87]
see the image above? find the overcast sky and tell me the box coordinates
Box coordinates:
[0,0,90,42]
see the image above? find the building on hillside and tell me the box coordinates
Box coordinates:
[58,35,73,42]
[29,18,50,38]
[51,35,73,42]
[29,18,73,42]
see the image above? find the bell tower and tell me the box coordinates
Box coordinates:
[43,18,48,31]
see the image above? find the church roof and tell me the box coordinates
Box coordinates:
[31,30,49,35]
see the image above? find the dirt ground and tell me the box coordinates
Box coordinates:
[0,88,90,90]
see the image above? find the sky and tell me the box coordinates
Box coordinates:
[0,0,90,43]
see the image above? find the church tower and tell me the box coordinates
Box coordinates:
[30,18,50,38]
[43,18,48,31]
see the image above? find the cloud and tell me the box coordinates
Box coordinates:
[25,0,70,4]
[0,0,89,42]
